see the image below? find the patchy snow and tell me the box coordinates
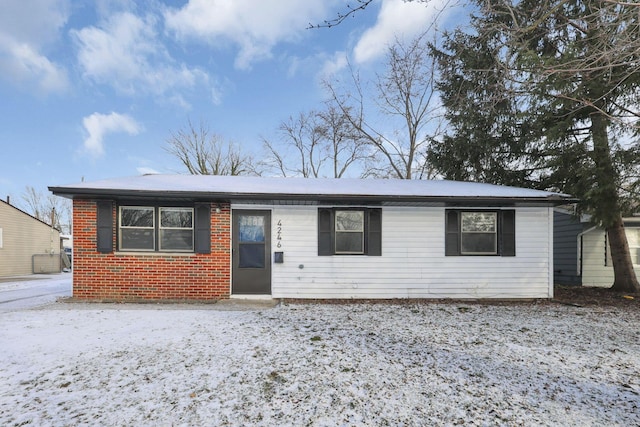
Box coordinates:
[1,301,639,426]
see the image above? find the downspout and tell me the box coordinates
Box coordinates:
[576,226,598,277]
[51,207,55,255]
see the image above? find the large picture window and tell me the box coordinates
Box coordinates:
[318,208,381,256]
[119,206,194,252]
[446,210,515,257]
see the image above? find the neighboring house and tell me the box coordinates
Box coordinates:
[0,199,61,277]
[553,208,589,286]
[49,175,574,301]
[578,217,640,287]
[554,209,640,287]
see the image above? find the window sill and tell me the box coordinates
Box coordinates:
[115,251,196,257]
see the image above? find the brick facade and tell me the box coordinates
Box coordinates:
[72,199,231,301]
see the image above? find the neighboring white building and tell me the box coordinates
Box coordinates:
[579,217,640,287]
[0,199,61,277]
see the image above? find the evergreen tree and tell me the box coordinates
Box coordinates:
[429,25,548,188]
[433,0,640,292]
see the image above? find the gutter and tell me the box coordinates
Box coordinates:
[48,186,577,206]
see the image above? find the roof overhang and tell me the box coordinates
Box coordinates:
[48,175,578,207]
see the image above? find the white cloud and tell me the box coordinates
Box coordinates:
[319,51,349,79]
[82,112,142,158]
[72,12,211,101]
[0,0,70,94]
[164,0,335,70]
[353,0,449,64]
[0,37,69,93]
[136,167,160,175]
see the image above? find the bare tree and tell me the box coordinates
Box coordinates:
[22,186,71,234]
[325,32,443,179]
[262,105,367,178]
[318,104,369,178]
[166,120,259,176]
[264,111,325,178]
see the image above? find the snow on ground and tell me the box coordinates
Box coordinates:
[1,300,639,426]
[0,274,72,312]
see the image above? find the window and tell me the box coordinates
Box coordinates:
[96,202,210,254]
[120,206,155,250]
[461,212,497,255]
[118,206,194,252]
[237,215,266,268]
[160,207,194,251]
[335,210,365,254]
[318,208,381,256]
[446,210,515,257]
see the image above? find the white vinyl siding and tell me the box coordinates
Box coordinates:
[581,227,640,287]
[253,205,554,299]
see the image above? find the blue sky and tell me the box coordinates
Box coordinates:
[0,0,455,204]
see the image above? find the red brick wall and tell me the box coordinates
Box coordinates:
[72,200,231,301]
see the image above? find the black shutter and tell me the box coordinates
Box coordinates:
[445,210,460,256]
[318,208,333,256]
[501,210,516,256]
[96,201,113,253]
[367,208,382,256]
[194,203,211,254]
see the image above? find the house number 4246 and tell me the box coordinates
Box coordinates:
[276,220,282,248]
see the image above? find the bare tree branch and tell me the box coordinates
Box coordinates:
[262,106,367,178]
[308,0,375,29]
[324,32,444,179]
[165,119,259,176]
[22,186,71,233]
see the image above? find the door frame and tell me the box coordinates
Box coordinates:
[231,209,272,296]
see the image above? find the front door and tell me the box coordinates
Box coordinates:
[232,210,271,295]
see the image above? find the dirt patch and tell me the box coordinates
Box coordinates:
[285,286,640,309]
[554,285,639,307]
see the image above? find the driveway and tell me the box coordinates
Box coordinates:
[0,273,72,312]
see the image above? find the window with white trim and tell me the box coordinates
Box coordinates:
[335,210,365,254]
[118,206,194,252]
[159,207,194,251]
[460,212,497,255]
[446,210,515,257]
[120,206,155,251]
[318,208,382,256]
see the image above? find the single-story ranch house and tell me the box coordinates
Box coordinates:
[49,174,574,301]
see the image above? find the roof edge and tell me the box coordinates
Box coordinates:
[48,186,577,205]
